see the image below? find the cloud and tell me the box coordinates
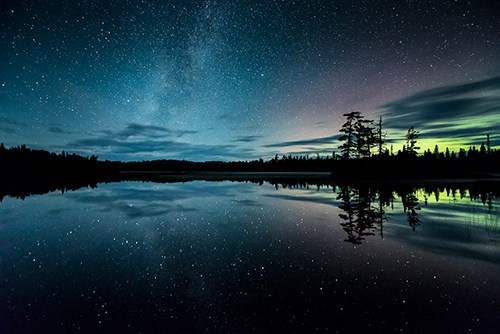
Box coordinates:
[114,123,198,140]
[175,129,198,137]
[0,116,25,127]
[232,135,263,143]
[47,126,72,134]
[56,123,258,161]
[0,117,24,134]
[381,76,500,144]
[314,120,328,126]
[0,126,15,134]
[68,138,240,157]
[422,125,500,140]
[264,134,340,148]
[116,123,168,139]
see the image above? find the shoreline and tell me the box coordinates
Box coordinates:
[119,170,500,186]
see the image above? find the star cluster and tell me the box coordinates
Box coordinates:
[1,0,499,160]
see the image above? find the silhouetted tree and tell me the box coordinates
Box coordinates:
[338,111,363,159]
[486,134,491,155]
[405,126,420,157]
[356,118,376,158]
[376,116,385,156]
[480,143,486,157]
[434,145,439,158]
[458,148,466,160]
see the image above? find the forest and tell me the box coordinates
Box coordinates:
[0,143,119,176]
[0,143,120,201]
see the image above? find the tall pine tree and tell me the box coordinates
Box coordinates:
[338,111,363,159]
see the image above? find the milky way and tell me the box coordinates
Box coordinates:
[1,0,499,161]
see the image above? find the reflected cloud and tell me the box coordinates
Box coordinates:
[69,189,196,219]
[231,198,262,207]
[264,193,337,206]
[66,181,249,219]
[390,223,500,265]
[1,176,498,265]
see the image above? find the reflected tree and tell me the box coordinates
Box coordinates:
[377,188,393,239]
[400,189,421,231]
[337,187,362,244]
[337,186,385,244]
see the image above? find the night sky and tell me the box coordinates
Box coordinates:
[1,0,499,161]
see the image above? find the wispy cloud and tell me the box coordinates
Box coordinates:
[0,116,25,127]
[116,123,170,139]
[232,135,263,143]
[381,76,500,146]
[47,126,72,134]
[56,123,257,161]
[264,135,340,148]
[0,116,25,134]
[0,126,16,134]
[115,123,198,140]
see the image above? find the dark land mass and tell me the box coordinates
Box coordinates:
[1,143,500,201]
[119,155,500,179]
[1,144,499,246]
[0,144,119,201]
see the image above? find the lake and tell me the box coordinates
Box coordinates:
[0,178,499,333]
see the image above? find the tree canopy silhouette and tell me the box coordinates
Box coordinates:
[405,126,420,157]
[338,111,363,159]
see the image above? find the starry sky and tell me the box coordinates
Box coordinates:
[1,0,499,161]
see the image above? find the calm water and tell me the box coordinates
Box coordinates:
[0,180,499,333]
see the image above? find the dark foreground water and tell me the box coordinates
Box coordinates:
[0,180,499,333]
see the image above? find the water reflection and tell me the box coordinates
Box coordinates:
[2,176,499,246]
[0,174,118,202]
[337,186,381,244]
[0,177,499,332]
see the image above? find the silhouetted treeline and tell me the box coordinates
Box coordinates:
[0,143,119,176]
[120,155,337,173]
[119,111,499,178]
[331,111,500,178]
[2,117,500,186]
[119,146,500,178]
[0,143,120,201]
[332,148,500,179]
